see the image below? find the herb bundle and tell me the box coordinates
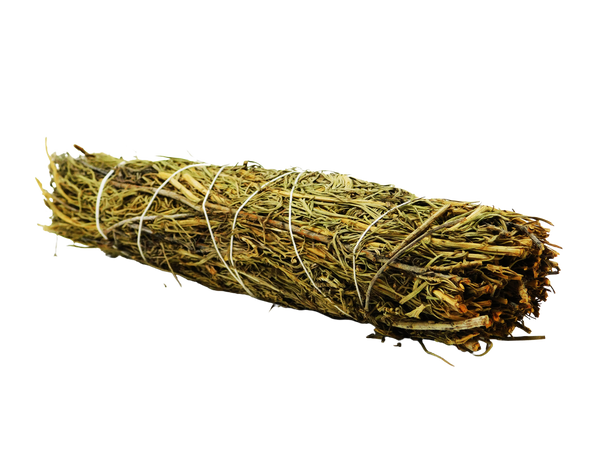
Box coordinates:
[39,145,560,357]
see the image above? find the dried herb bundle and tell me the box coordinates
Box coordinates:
[39,145,560,357]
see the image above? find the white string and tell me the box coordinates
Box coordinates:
[137,163,209,264]
[288,172,351,318]
[229,170,299,295]
[352,197,423,308]
[96,161,126,239]
[199,165,256,297]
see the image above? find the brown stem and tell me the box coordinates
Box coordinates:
[394,315,489,331]
[386,204,450,258]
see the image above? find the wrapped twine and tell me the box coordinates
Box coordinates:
[39,143,560,361]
